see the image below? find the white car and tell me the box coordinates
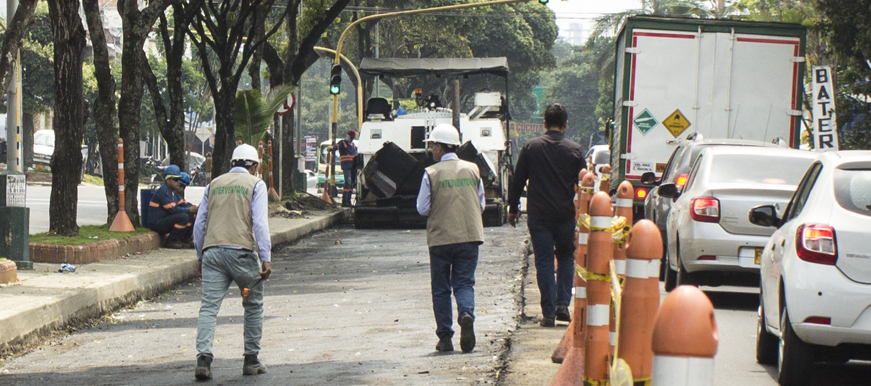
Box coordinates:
[658,146,816,290]
[751,150,871,385]
[585,144,609,176]
[305,169,318,191]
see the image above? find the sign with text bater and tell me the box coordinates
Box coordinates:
[811,66,839,151]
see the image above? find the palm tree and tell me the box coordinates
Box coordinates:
[233,85,296,147]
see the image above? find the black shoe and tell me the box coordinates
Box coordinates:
[459,313,476,353]
[435,337,454,352]
[242,354,267,375]
[195,354,213,380]
[540,317,555,327]
[555,305,571,323]
[183,237,196,249]
[165,239,186,250]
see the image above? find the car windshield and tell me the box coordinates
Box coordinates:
[834,167,871,217]
[707,154,812,185]
[594,151,610,164]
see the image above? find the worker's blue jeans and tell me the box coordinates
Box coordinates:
[197,248,264,356]
[527,217,576,319]
[429,242,478,340]
[342,168,355,206]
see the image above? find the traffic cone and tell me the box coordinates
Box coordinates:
[583,192,614,385]
[651,286,718,386]
[609,181,633,357]
[109,138,135,232]
[598,164,611,193]
[618,220,662,385]
[320,151,334,204]
[552,172,594,364]
[548,173,595,385]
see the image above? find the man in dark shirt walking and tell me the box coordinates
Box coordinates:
[507,103,586,327]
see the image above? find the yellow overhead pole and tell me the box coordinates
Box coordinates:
[328,0,536,192]
[313,46,364,129]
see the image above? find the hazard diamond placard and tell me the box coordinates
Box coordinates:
[633,109,658,135]
[663,109,691,138]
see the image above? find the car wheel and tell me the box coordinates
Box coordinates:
[756,304,778,365]
[663,257,678,292]
[778,309,813,386]
[674,237,697,287]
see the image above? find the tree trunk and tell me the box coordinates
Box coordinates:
[83,0,120,224]
[47,0,87,236]
[22,113,33,168]
[0,0,38,98]
[211,88,237,178]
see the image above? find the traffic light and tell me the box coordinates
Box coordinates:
[330,64,342,95]
[538,0,548,4]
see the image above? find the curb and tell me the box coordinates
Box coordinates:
[0,210,346,358]
[29,232,162,264]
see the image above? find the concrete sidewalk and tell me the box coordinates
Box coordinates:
[0,209,347,358]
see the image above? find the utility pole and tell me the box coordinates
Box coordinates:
[0,0,32,270]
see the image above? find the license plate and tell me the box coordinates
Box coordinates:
[754,247,763,265]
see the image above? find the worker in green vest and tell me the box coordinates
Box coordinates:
[193,144,271,380]
[416,124,485,353]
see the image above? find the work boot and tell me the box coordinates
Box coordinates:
[165,238,186,250]
[183,237,196,249]
[435,337,454,352]
[459,313,476,353]
[242,354,267,375]
[555,305,571,323]
[540,317,555,327]
[194,354,213,381]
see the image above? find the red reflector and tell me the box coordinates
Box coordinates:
[698,255,716,260]
[804,317,831,325]
[635,187,648,200]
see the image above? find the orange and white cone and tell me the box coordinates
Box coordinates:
[550,172,593,373]
[609,181,633,356]
[583,192,613,385]
[651,286,718,386]
[618,220,662,385]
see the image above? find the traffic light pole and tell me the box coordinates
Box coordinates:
[328,0,539,193]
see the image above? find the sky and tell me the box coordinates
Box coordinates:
[547,0,642,43]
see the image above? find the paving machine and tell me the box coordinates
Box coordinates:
[354,58,512,229]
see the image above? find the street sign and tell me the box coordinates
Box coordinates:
[811,66,839,151]
[277,93,295,116]
[663,109,691,138]
[304,135,317,162]
[195,126,213,142]
[633,109,658,135]
[4,174,25,207]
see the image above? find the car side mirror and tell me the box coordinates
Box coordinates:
[658,183,679,198]
[749,205,780,227]
[641,172,657,186]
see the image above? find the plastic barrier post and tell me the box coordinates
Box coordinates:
[583,192,613,385]
[651,286,718,386]
[109,138,135,232]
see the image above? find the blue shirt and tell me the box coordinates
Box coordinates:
[416,153,486,216]
[193,167,272,262]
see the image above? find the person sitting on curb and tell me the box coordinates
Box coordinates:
[174,172,196,244]
[148,165,197,249]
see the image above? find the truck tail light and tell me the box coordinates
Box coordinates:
[796,224,838,265]
[690,197,719,223]
[676,174,688,190]
[635,187,648,200]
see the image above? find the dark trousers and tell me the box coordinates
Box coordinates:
[342,168,356,205]
[150,212,192,241]
[527,217,576,319]
[429,242,479,340]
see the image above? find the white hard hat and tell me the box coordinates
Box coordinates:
[231,143,260,164]
[425,124,461,146]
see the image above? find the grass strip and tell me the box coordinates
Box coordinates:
[30,224,153,245]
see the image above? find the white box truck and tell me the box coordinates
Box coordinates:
[608,16,807,217]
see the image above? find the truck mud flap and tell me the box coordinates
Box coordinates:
[362,142,419,198]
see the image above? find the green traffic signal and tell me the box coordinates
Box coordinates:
[538,0,548,4]
[330,63,342,95]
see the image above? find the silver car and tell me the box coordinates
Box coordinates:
[644,135,786,279]
[658,146,817,290]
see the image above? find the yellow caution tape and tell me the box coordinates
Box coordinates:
[583,377,610,386]
[581,187,596,195]
[579,214,630,241]
[599,174,611,182]
[576,264,609,283]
